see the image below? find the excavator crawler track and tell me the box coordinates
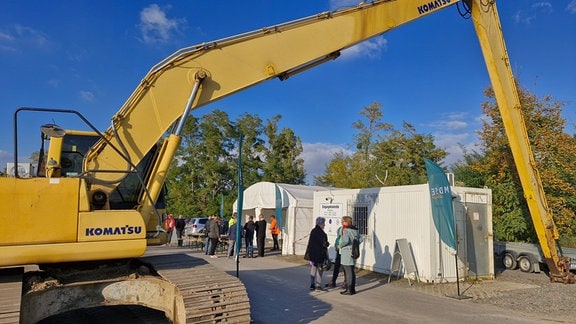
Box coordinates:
[10,254,249,323]
[142,253,251,323]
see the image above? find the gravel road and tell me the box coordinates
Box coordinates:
[281,253,576,322]
[391,265,576,322]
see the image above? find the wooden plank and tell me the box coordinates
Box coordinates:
[0,268,23,324]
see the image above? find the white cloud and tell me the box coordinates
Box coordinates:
[568,0,576,14]
[433,132,477,167]
[430,119,468,131]
[301,142,352,184]
[513,1,555,25]
[47,79,60,88]
[513,11,534,25]
[532,2,552,13]
[426,112,471,131]
[426,111,483,167]
[139,4,185,44]
[0,24,49,53]
[79,90,95,102]
[0,150,11,160]
[0,31,14,42]
[342,37,387,60]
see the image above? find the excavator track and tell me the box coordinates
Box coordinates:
[11,253,249,323]
[142,253,251,323]
[0,268,22,324]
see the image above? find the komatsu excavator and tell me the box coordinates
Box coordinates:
[1,0,573,323]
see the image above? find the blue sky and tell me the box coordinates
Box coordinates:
[1,1,575,184]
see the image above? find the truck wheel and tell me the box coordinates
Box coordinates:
[518,256,533,273]
[503,253,517,270]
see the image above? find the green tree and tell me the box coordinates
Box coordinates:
[316,103,446,188]
[373,122,446,186]
[263,115,306,184]
[456,86,576,244]
[234,113,266,187]
[166,111,236,217]
[166,111,306,217]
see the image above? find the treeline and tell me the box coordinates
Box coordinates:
[166,111,305,217]
[167,85,576,246]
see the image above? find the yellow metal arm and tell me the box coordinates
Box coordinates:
[84,0,461,184]
[468,1,570,282]
[78,0,568,280]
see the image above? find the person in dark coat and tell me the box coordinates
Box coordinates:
[255,214,267,257]
[208,216,221,258]
[175,215,186,247]
[243,215,256,258]
[304,217,329,291]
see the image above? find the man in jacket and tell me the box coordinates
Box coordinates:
[243,215,256,258]
[255,214,267,257]
[227,220,238,258]
[175,215,186,247]
[208,216,221,258]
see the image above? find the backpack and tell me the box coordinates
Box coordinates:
[351,238,360,259]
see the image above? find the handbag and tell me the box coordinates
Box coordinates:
[352,238,360,259]
[319,249,331,271]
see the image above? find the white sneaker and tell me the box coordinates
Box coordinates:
[210,255,218,259]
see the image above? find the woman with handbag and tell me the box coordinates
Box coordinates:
[304,217,329,291]
[338,216,361,295]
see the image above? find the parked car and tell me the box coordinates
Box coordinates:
[185,217,209,236]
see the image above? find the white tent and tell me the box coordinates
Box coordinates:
[233,182,333,255]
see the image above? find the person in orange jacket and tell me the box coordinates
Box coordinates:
[269,215,280,251]
[164,214,176,246]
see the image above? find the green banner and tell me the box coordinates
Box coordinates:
[424,158,456,252]
[275,184,283,231]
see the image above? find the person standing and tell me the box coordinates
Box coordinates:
[327,223,345,289]
[338,216,361,295]
[304,217,329,291]
[229,212,237,228]
[165,214,175,246]
[269,215,280,251]
[208,216,221,258]
[204,215,213,255]
[175,215,186,247]
[227,219,238,258]
[243,215,256,258]
[255,214,267,257]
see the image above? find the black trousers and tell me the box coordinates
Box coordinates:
[342,264,356,293]
[257,236,265,256]
[272,234,279,249]
[208,237,219,255]
[331,253,342,285]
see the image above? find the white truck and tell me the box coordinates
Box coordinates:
[495,241,576,273]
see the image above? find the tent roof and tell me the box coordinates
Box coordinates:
[234,182,333,210]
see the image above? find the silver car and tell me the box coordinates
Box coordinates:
[185,217,209,236]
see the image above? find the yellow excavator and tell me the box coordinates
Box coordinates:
[1,0,573,323]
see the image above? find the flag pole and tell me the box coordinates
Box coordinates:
[235,134,244,278]
[424,158,469,300]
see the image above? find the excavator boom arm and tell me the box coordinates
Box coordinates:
[81,0,568,280]
[85,0,460,179]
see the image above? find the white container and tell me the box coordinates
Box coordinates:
[314,184,493,283]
